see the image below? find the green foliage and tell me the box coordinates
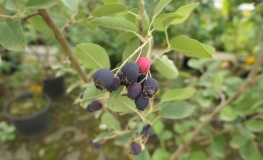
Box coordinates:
[26,0,57,9]
[155,55,178,79]
[74,43,111,69]
[0,19,26,52]
[60,0,78,13]
[161,87,196,102]
[91,4,128,16]
[101,113,120,130]
[0,121,16,141]
[159,101,194,119]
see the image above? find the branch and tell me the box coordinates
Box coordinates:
[21,12,39,22]
[170,51,263,160]
[38,9,89,83]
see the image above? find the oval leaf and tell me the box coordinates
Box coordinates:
[161,87,196,103]
[153,0,172,18]
[219,105,237,121]
[153,13,182,31]
[108,96,135,113]
[74,43,110,69]
[26,0,57,9]
[88,17,137,33]
[107,86,124,106]
[135,149,150,160]
[80,83,109,109]
[103,0,119,4]
[101,113,120,130]
[245,120,263,132]
[0,19,26,52]
[91,4,128,16]
[210,135,225,158]
[230,135,248,149]
[239,141,257,160]
[61,0,78,12]
[115,32,136,42]
[122,37,140,61]
[171,3,199,25]
[93,131,113,143]
[170,35,215,58]
[159,101,195,119]
[155,55,178,79]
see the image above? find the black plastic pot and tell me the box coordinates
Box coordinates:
[3,93,51,138]
[43,76,65,98]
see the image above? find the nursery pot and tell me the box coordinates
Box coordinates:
[43,76,65,98]
[3,93,51,138]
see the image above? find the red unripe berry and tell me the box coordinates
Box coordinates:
[136,57,151,73]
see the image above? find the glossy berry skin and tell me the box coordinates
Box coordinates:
[94,68,114,90]
[137,74,146,87]
[136,57,151,73]
[87,100,102,112]
[141,124,152,136]
[94,142,101,149]
[127,82,142,100]
[135,93,149,111]
[130,143,142,155]
[107,77,121,92]
[143,77,159,98]
[120,62,139,86]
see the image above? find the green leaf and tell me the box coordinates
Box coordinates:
[219,106,237,121]
[187,59,207,70]
[114,133,132,146]
[245,120,263,132]
[108,96,135,113]
[91,4,128,16]
[134,149,150,160]
[115,32,136,42]
[80,83,109,109]
[213,71,225,89]
[160,130,173,141]
[153,13,182,31]
[93,131,113,143]
[66,82,80,94]
[26,0,57,9]
[61,0,78,12]
[239,141,257,160]
[28,15,55,39]
[101,113,120,130]
[155,55,179,79]
[170,35,215,58]
[122,37,140,61]
[161,87,196,103]
[153,120,164,135]
[88,17,137,33]
[251,153,263,160]
[107,86,124,106]
[237,125,255,139]
[5,0,18,10]
[210,135,225,158]
[153,0,172,18]
[230,135,248,149]
[0,19,26,52]
[170,3,199,25]
[103,0,119,4]
[74,43,110,69]
[152,148,171,160]
[159,101,195,119]
[126,8,139,26]
[189,151,207,160]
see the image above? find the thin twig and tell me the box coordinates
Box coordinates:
[139,0,145,45]
[38,9,89,83]
[170,51,263,160]
[21,12,39,22]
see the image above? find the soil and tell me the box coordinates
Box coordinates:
[8,95,46,117]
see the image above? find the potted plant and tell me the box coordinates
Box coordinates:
[2,91,51,138]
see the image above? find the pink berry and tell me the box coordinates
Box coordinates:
[136,57,151,73]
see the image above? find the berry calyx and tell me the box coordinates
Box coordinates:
[93,68,114,90]
[141,124,152,136]
[136,57,151,73]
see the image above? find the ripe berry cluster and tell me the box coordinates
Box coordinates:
[93,57,159,111]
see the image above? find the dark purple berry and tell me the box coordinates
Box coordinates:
[87,100,102,112]
[141,124,152,136]
[137,74,146,87]
[107,77,121,92]
[120,62,139,86]
[79,92,84,99]
[88,138,93,144]
[135,93,149,111]
[130,143,142,155]
[143,77,159,98]
[94,68,114,90]
[94,142,101,149]
[127,82,142,100]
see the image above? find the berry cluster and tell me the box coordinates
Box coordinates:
[93,57,159,111]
